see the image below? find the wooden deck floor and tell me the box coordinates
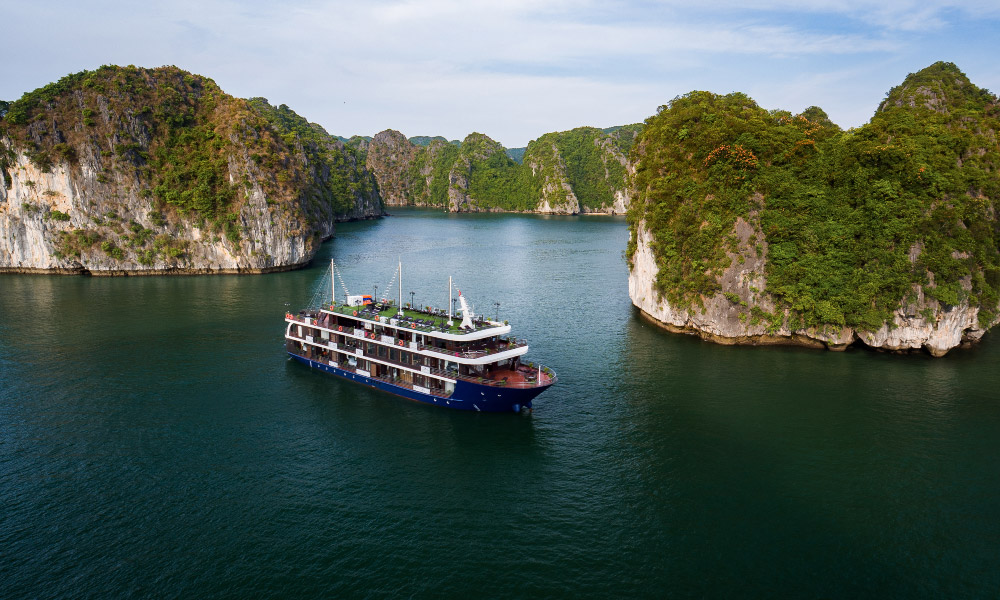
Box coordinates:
[489,366,553,386]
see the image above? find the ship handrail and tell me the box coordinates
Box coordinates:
[286,314,527,359]
[412,338,527,359]
[287,337,553,389]
[288,335,458,381]
[304,304,505,335]
[291,349,453,398]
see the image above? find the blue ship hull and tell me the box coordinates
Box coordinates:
[288,353,550,412]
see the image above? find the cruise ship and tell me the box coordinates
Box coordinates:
[284,261,556,412]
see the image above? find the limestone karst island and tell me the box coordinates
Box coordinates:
[1,62,998,356]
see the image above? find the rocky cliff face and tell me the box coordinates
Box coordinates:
[0,66,382,275]
[524,141,580,215]
[582,133,633,214]
[365,129,418,206]
[447,156,474,212]
[629,221,988,356]
[627,62,1000,356]
[0,148,320,273]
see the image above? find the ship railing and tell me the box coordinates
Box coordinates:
[287,314,528,359]
[287,346,452,397]
[334,330,526,359]
[460,374,551,389]
[287,336,552,389]
[519,362,558,386]
[319,303,504,334]
[412,338,527,359]
[288,335,459,381]
[365,372,451,398]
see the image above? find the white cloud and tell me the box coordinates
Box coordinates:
[2,0,998,146]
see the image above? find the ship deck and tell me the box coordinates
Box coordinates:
[489,365,556,387]
[287,311,527,361]
[324,302,501,335]
[287,337,556,389]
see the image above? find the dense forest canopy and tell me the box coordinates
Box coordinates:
[370,126,638,211]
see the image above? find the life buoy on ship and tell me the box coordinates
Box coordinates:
[411,323,417,329]
[353,311,358,316]
[338,326,343,332]
[398,340,404,346]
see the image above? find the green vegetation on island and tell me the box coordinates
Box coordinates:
[247,97,375,218]
[404,138,461,206]
[505,147,526,163]
[460,132,539,211]
[628,62,1000,332]
[408,135,460,147]
[524,125,638,210]
[366,125,640,212]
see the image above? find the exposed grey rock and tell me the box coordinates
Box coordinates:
[0,142,381,275]
[628,219,995,356]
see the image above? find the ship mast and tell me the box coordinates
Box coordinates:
[330,259,336,306]
[398,257,403,316]
[448,276,454,326]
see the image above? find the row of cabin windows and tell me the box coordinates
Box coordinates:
[289,340,464,387]
[296,327,455,371]
[304,316,505,359]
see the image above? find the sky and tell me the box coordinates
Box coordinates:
[3,0,999,148]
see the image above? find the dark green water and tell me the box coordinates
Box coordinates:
[2,208,999,598]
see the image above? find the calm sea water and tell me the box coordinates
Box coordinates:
[2,208,999,598]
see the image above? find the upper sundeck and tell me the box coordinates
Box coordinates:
[321,301,511,342]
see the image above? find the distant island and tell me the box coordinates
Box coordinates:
[627,62,1000,356]
[357,125,639,214]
